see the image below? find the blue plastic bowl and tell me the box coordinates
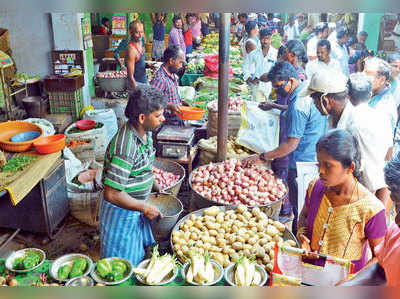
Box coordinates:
[10,131,41,143]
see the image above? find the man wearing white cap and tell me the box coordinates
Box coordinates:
[304,69,393,216]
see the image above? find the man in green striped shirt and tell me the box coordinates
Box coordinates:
[99,86,167,265]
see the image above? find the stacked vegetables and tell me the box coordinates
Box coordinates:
[1,155,37,173]
[185,252,216,285]
[152,167,180,190]
[95,259,128,282]
[198,136,254,159]
[13,252,41,270]
[96,70,127,78]
[57,258,88,280]
[132,246,178,285]
[207,97,244,112]
[191,159,287,206]
[233,256,262,286]
[172,205,297,272]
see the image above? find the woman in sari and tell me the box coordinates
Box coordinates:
[297,129,387,273]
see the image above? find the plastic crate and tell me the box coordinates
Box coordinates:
[48,89,83,121]
[180,73,203,86]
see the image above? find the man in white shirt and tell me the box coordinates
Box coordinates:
[236,13,248,43]
[305,39,342,80]
[305,69,393,215]
[284,16,299,41]
[307,22,329,61]
[327,22,337,43]
[330,27,350,77]
[390,14,400,50]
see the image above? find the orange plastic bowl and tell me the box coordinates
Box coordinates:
[177,106,205,121]
[0,121,43,152]
[33,134,66,154]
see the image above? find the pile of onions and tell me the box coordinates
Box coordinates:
[97,70,127,78]
[153,167,180,190]
[208,97,243,112]
[191,159,286,206]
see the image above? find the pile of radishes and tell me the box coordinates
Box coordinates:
[208,97,243,112]
[191,159,286,206]
[153,167,180,190]
[97,70,127,78]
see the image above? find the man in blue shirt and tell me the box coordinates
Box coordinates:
[246,61,327,234]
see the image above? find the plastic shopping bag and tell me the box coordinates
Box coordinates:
[270,244,354,286]
[236,101,280,154]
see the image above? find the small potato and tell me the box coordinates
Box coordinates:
[269,250,275,259]
[190,232,199,241]
[182,224,189,232]
[217,228,226,234]
[243,249,251,258]
[266,263,274,272]
[232,242,243,250]
[204,215,216,223]
[251,226,258,233]
[236,236,245,244]
[204,206,221,217]
[230,252,240,263]
[243,211,252,220]
[210,245,222,253]
[172,231,183,238]
[182,245,189,254]
[248,237,258,245]
[243,233,251,242]
[185,219,194,227]
[209,236,217,245]
[229,213,238,220]
[243,244,252,251]
[237,214,246,222]
[216,212,225,224]
[209,229,218,236]
[203,242,212,250]
[273,221,286,232]
[223,254,231,267]
[201,226,208,233]
[238,228,247,236]
[262,255,271,264]
[190,214,197,221]
[216,238,226,247]
[237,204,248,214]
[268,219,274,224]
[227,234,236,244]
[194,220,203,229]
[173,244,181,251]
[214,252,224,265]
[258,238,269,246]
[216,233,225,240]
[273,235,283,243]
[284,240,297,247]
[196,239,204,247]
[232,225,239,233]
[266,225,279,237]
[251,207,261,217]
[205,221,218,230]
[177,250,184,257]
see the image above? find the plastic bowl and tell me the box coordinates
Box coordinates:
[177,106,205,121]
[0,121,43,152]
[76,120,96,131]
[33,134,66,154]
[11,131,41,143]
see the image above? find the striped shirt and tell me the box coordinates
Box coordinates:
[103,122,155,200]
[150,64,181,106]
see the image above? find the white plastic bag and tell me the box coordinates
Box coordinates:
[83,109,118,145]
[236,101,280,154]
[23,118,55,136]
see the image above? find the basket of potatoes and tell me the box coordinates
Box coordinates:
[170,205,298,273]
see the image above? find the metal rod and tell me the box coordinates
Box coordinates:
[216,13,231,162]
[0,229,20,252]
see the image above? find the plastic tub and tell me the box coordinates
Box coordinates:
[0,121,43,152]
[34,134,66,154]
[76,120,96,131]
[177,106,205,120]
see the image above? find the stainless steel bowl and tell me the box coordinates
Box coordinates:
[90,257,133,286]
[50,253,94,282]
[5,248,46,273]
[65,276,94,286]
[181,259,223,286]
[224,263,268,286]
[134,258,178,286]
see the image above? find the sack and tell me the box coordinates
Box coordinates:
[203,54,233,78]
[23,118,55,136]
[236,101,280,154]
[270,244,354,286]
[207,110,242,138]
[65,122,108,161]
[83,109,118,146]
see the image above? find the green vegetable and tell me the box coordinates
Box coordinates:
[106,270,124,282]
[111,260,127,275]
[96,259,112,278]
[67,122,103,134]
[1,155,37,173]
[58,264,72,280]
[13,257,25,270]
[69,258,87,278]
[22,252,40,269]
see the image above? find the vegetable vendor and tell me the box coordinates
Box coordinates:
[99,86,167,265]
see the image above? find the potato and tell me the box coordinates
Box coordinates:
[177,250,184,257]
[248,237,258,245]
[229,213,238,220]
[284,240,297,247]
[203,242,211,250]
[232,242,243,250]
[210,245,222,252]
[209,236,217,245]
[266,225,279,237]
[268,219,274,224]
[254,246,265,258]
[256,258,263,265]
[190,214,197,222]
[204,206,221,217]
[258,238,269,246]
[196,239,204,247]
[230,252,240,263]
[209,229,218,236]
[237,204,248,214]
[243,233,251,242]
[214,252,224,265]
[190,232,199,241]
[236,236,245,244]
[172,231,183,238]
[182,224,189,232]
[262,255,271,264]
[223,254,231,267]
[205,221,217,230]
[269,250,275,259]
[227,234,236,244]
[225,210,235,216]
[250,226,258,233]
[182,245,189,254]
[216,238,226,247]
[216,212,225,224]
[185,220,194,227]
[232,225,239,233]
[243,211,252,220]
[273,221,286,232]
[243,249,251,258]
[273,235,283,243]
[173,244,181,251]
[194,220,203,230]
[238,228,247,236]
[237,214,246,222]
[243,243,252,251]
[251,207,261,217]
[266,263,274,272]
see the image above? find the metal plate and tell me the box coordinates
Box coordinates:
[170,206,300,264]
[181,259,224,286]
[134,259,178,285]
[65,276,94,286]
[224,263,268,286]
[157,126,195,142]
[90,257,133,286]
[49,253,94,282]
[5,248,46,273]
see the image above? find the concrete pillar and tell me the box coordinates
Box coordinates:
[51,13,94,106]
[358,13,384,52]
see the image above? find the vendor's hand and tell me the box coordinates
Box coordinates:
[144,204,162,220]
[182,100,190,107]
[299,234,319,259]
[259,100,275,111]
[242,154,263,168]
[168,104,182,116]
[128,79,137,90]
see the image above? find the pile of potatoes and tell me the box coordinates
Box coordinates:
[172,205,297,272]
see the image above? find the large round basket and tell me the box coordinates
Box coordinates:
[153,158,185,197]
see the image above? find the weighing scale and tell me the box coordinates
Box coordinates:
[155,125,196,158]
